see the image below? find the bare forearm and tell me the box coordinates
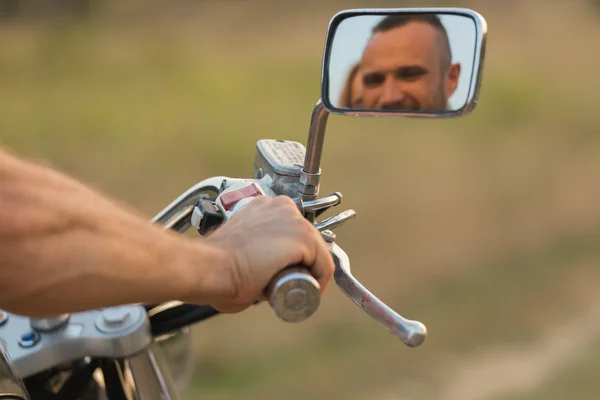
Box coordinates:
[0,149,224,317]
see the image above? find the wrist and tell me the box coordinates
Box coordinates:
[176,237,236,305]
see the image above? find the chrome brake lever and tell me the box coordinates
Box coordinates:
[329,242,427,348]
[315,209,356,232]
[297,192,343,218]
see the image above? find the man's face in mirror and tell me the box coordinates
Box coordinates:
[358,16,461,111]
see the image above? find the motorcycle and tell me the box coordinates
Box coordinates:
[0,7,487,400]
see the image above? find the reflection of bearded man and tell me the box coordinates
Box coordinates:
[359,15,461,111]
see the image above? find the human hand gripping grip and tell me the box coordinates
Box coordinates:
[263,211,358,322]
[214,181,324,323]
[262,203,357,322]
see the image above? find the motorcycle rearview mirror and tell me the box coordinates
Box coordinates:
[299,8,487,205]
[320,8,487,117]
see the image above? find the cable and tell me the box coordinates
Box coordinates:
[148,300,263,337]
[148,303,202,326]
[150,305,220,337]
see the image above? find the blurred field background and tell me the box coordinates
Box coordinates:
[2,0,600,398]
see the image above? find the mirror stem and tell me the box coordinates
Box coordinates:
[300,99,330,223]
[304,99,329,174]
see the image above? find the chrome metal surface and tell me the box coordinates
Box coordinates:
[329,243,427,347]
[257,171,303,199]
[152,177,228,226]
[266,267,321,323]
[320,7,487,118]
[30,314,70,332]
[145,301,184,318]
[314,210,356,232]
[303,100,330,175]
[127,342,180,400]
[254,139,306,198]
[300,100,330,202]
[96,306,134,333]
[321,230,337,243]
[299,171,321,197]
[302,192,342,213]
[0,341,29,400]
[163,205,194,232]
[3,305,151,378]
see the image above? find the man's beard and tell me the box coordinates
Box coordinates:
[431,81,449,110]
[378,83,448,111]
[422,81,448,111]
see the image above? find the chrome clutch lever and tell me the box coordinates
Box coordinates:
[328,242,427,348]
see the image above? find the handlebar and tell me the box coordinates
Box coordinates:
[151,174,426,346]
[0,170,427,400]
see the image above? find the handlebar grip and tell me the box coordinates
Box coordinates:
[265,266,321,323]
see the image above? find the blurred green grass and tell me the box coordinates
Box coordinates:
[2,0,600,399]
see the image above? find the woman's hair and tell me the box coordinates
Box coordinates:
[338,63,361,108]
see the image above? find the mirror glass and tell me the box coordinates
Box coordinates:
[322,11,486,116]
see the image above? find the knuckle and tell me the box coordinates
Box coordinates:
[326,258,335,274]
[301,226,319,257]
[301,218,318,235]
[251,195,270,205]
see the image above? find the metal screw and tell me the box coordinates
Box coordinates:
[321,230,336,243]
[18,331,40,348]
[102,308,131,326]
[30,314,70,332]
